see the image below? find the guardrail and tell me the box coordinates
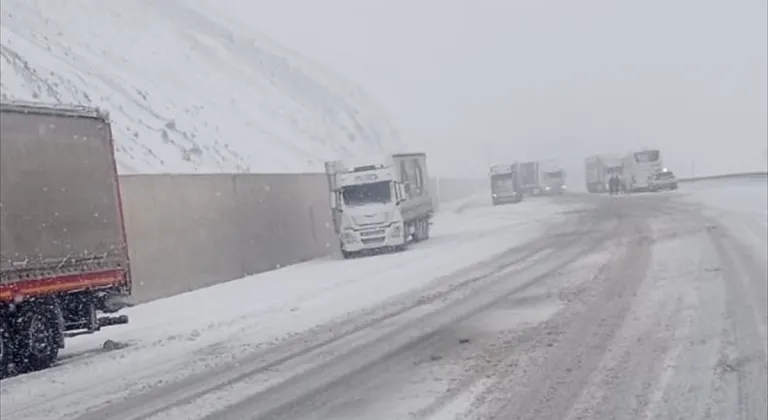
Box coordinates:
[677,171,768,183]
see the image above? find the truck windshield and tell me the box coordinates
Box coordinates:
[543,171,563,180]
[634,150,660,163]
[606,166,622,175]
[491,174,516,190]
[342,181,392,206]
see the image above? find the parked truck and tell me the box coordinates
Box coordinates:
[519,161,540,196]
[489,163,524,205]
[623,149,664,192]
[584,155,624,193]
[520,160,566,196]
[0,101,132,377]
[325,153,434,259]
[538,160,567,196]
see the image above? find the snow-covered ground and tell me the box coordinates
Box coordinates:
[1,180,765,420]
[680,178,768,262]
[681,177,767,218]
[0,196,584,419]
[0,0,401,174]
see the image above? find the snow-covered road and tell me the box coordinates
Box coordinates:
[1,180,766,420]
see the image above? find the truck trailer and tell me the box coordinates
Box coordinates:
[0,101,132,376]
[584,155,624,193]
[519,161,540,195]
[489,163,524,205]
[326,153,434,258]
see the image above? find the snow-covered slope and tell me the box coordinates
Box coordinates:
[0,0,401,173]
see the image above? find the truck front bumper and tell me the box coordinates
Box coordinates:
[492,193,522,203]
[541,185,566,195]
[340,223,406,252]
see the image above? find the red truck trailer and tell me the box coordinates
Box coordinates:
[0,101,132,376]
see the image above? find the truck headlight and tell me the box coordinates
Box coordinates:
[390,222,403,237]
[342,232,357,243]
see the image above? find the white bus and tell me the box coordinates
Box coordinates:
[623,149,663,192]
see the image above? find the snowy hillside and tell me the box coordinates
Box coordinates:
[0,0,402,174]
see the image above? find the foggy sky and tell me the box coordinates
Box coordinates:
[201,0,766,181]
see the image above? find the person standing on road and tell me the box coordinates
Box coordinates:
[608,174,619,195]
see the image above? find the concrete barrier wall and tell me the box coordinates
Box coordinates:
[119,174,335,302]
[119,174,486,303]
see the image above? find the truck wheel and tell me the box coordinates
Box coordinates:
[13,307,59,372]
[422,219,431,240]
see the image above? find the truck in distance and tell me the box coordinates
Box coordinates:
[519,161,541,196]
[1,101,132,377]
[518,160,566,196]
[489,163,524,205]
[623,149,663,192]
[539,161,567,196]
[585,155,624,193]
[325,153,434,259]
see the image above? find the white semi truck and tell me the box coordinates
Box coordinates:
[325,153,434,258]
[539,160,567,195]
[520,160,566,196]
[584,155,624,193]
[623,149,663,192]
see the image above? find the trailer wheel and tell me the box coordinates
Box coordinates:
[422,219,431,240]
[13,307,59,372]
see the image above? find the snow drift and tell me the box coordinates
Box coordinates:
[0,0,402,174]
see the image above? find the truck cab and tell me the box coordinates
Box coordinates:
[328,158,408,257]
[489,164,523,205]
[540,169,567,195]
[624,149,663,192]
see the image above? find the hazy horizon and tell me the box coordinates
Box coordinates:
[195,0,766,182]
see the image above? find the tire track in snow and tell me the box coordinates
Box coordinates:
[704,219,768,420]
[476,212,654,420]
[37,208,604,420]
[200,216,619,420]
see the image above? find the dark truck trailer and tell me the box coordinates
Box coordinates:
[0,101,131,376]
[489,163,524,205]
[519,161,540,195]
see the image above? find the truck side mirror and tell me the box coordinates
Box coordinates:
[329,191,337,209]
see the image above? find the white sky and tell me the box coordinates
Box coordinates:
[198,0,766,180]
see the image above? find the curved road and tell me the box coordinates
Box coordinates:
[5,186,767,420]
